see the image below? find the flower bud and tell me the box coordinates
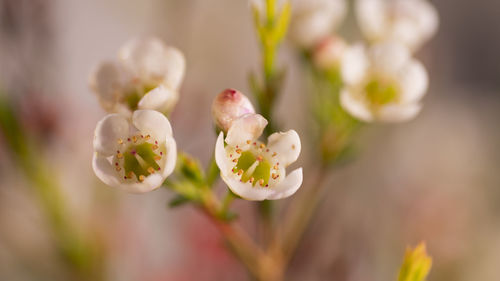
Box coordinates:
[212,89,255,133]
[313,35,347,70]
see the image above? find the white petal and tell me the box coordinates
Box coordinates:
[370,41,410,77]
[376,103,422,122]
[118,37,186,90]
[132,109,172,141]
[215,132,231,173]
[394,0,439,50]
[89,62,123,110]
[340,89,373,122]
[341,44,368,85]
[266,168,303,200]
[267,130,301,167]
[161,46,186,91]
[225,114,268,146]
[160,136,177,179]
[138,85,179,113]
[93,114,129,156]
[398,59,428,103]
[313,36,347,70]
[356,0,387,41]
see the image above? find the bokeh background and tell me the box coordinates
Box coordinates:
[1,0,499,280]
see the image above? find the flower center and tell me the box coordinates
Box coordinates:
[113,134,164,182]
[365,78,399,106]
[228,141,282,188]
[125,83,157,110]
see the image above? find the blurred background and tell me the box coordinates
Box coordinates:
[0,0,499,280]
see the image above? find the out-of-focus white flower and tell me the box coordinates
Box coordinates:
[289,0,346,48]
[212,88,255,133]
[90,37,185,115]
[313,35,348,70]
[356,0,438,51]
[340,41,428,122]
[93,110,177,193]
[215,113,303,201]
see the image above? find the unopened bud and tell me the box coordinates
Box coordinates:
[212,89,255,132]
[313,35,347,70]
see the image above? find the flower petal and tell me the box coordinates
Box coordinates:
[220,173,271,201]
[160,136,177,179]
[370,41,410,77]
[266,168,303,200]
[89,62,123,111]
[376,103,421,122]
[138,85,179,113]
[93,114,129,156]
[340,89,373,122]
[161,46,186,91]
[356,0,387,41]
[267,130,301,167]
[341,44,368,85]
[215,132,231,173]
[132,109,172,141]
[398,59,428,104]
[225,114,268,147]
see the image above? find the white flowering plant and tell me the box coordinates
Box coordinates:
[0,0,439,280]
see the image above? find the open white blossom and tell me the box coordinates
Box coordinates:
[212,88,255,133]
[340,41,428,122]
[356,0,438,51]
[90,37,185,116]
[289,0,346,48]
[215,113,303,201]
[93,110,177,193]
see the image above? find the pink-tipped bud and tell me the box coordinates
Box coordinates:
[313,35,347,70]
[212,89,255,132]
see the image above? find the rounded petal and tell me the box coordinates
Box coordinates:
[398,59,428,103]
[93,114,129,156]
[313,36,347,70]
[394,0,439,50]
[267,130,301,167]
[341,44,368,85]
[93,153,164,193]
[356,0,387,41]
[132,109,172,141]
[138,85,179,113]
[370,41,410,76]
[266,168,303,200]
[376,103,422,122]
[160,136,177,179]
[161,46,186,91]
[225,114,268,146]
[340,89,373,122]
[220,174,271,201]
[215,132,231,174]
[89,62,123,110]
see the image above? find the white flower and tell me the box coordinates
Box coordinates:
[313,35,348,70]
[340,41,428,122]
[93,110,177,193]
[215,114,303,201]
[212,88,255,133]
[90,37,185,115]
[356,0,438,51]
[289,0,346,48]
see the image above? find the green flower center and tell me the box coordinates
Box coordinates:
[365,79,399,106]
[228,141,282,188]
[113,134,165,182]
[125,84,157,110]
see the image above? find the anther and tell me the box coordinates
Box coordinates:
[235,149,242,154]
[139,175,145,182]
[117,139,123,144]
[154,155,162,161]
[256,155,263,162]
[132,136,138,143]
[260,143,265,149]
[249,177,255,184]
[145,135,151,140]
[127,138,131,142]
[232,159,238,163]
[147,167,155,174]
[116,167,121,172]
[266,149,269,152]
[272,152,277,157]
[117,153,123,159]
[152,145,159,150]
[238,169,243,176]
[273,165,279,170]
[258,179,264,186]
[246,140,251,144]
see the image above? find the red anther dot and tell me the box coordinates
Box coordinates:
[157,167,161,171]
[127,138,131,141]
[160,152,163,155]
[155,141,158,144]
[253,142,256,145]
[115,162,119,166]
[265,185,269,187]
[266,149,269,152]
[131,150,136,155]
[116,150,120,153]
[123,176,127,179]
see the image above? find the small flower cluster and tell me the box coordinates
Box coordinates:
[91,37,181,193]
[289,0,438,123]
[91,39,303,200]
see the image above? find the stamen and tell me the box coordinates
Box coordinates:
[235,149,242,154]
[266,149,269,152]
[147,167,155,174]
[154,155,162,161]
[117,139,123,144]
[260,143,265,149]
[138,175,145,182]
[116,167,121,172]
[249,177,255,184]
[246,140,251,144]
[152,145,159,150]
[272,152,277,157]
[256,155,263,162]
[117,153,123,159]
[232,159,238,163]
[132,136,138,143]
[127,138,131,142]
[273,165,279,170]
[238,169,243,176]
[145,135,151,140]
[258,179,264,186]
